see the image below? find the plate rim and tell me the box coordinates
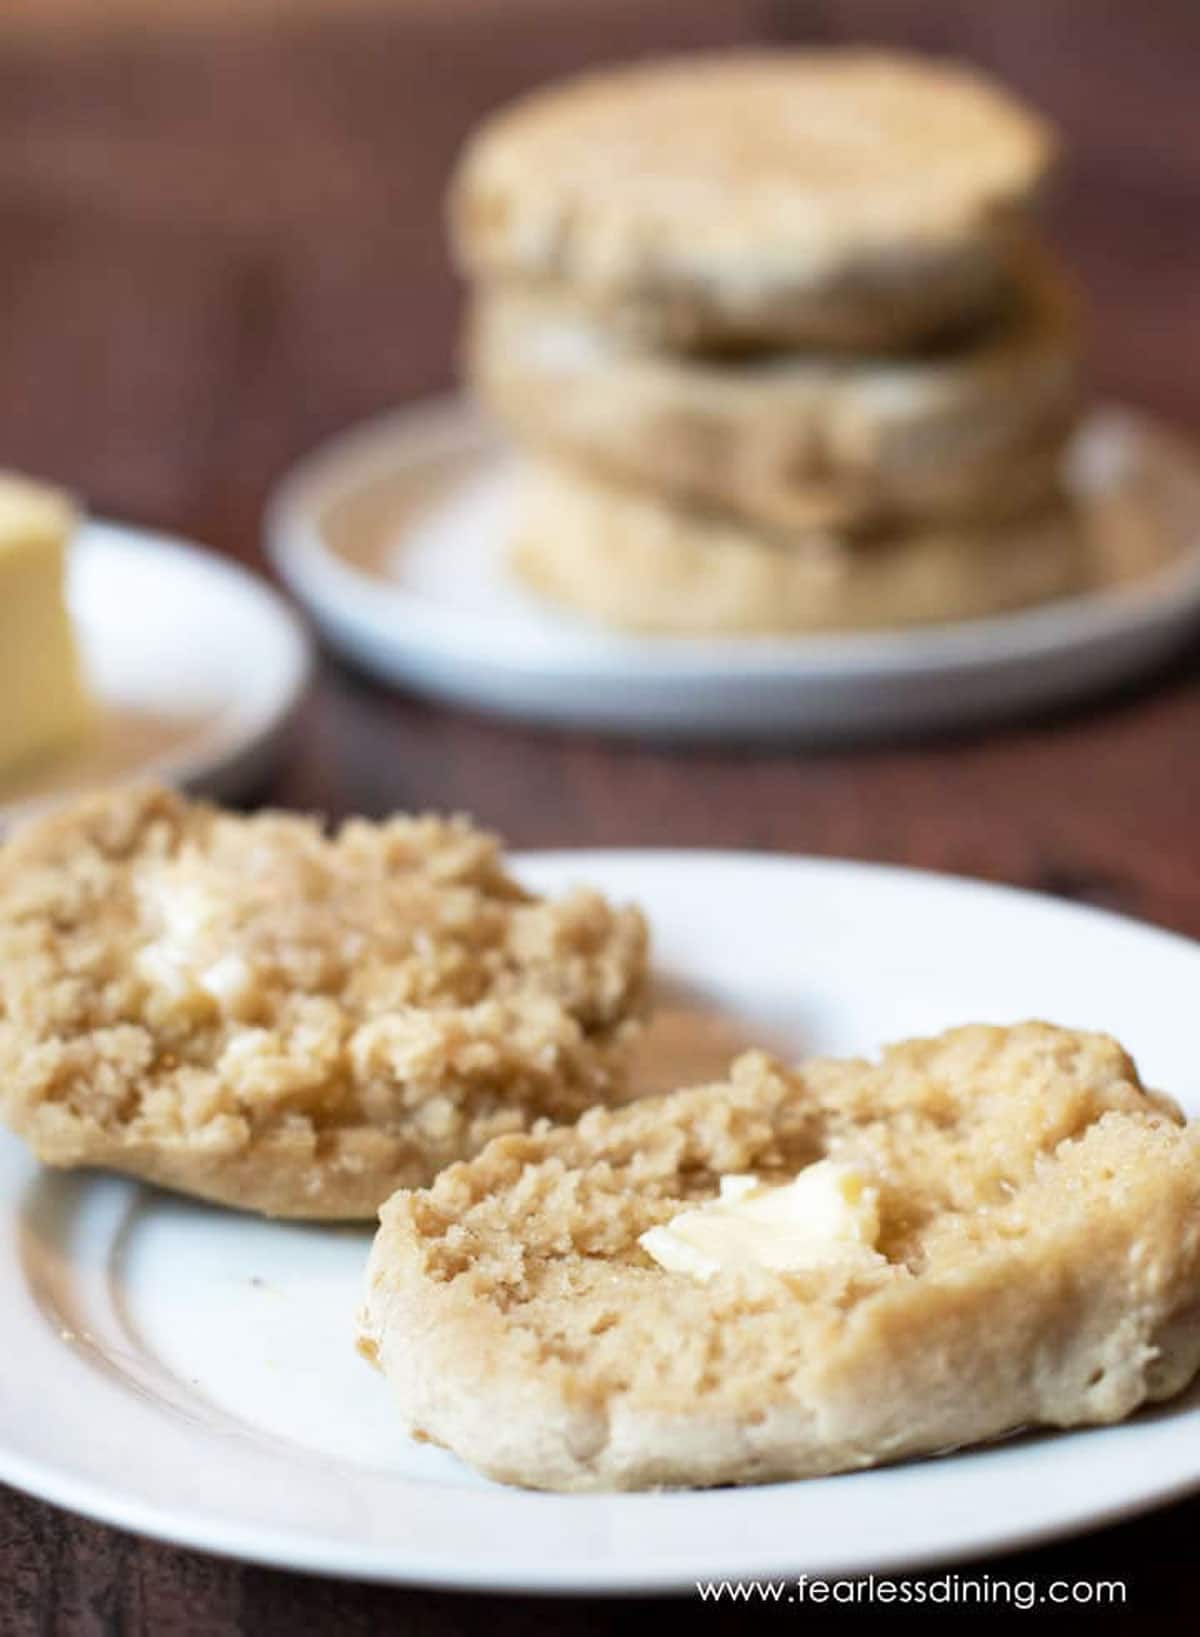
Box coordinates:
[265,394,1200,683]
[4,847,1200,1593]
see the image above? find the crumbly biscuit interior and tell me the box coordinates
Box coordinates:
[0,786,646,1167]
[398,1025,1198,1416]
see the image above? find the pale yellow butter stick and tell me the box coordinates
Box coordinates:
[0,472,91,778]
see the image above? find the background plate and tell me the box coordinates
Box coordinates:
[267,400,1200,741]
[0,520,312,826]
[3,851,1200,1593]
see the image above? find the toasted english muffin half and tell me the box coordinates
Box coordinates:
[509,456,1089,635]
[0,784,648,1217]
[469,251,1079,534]
[452,51,1057,351]
[359,1024,1200,1491]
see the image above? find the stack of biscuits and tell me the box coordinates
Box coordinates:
[450,51,1088,636]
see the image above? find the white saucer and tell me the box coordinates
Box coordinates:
[267,399,1200,741]
[0,519,312,826]
[3,850,1200,1592]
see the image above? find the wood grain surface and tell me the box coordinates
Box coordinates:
[1,1,1198,1629]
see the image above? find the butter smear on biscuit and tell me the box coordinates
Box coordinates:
[639,1159,882,1281]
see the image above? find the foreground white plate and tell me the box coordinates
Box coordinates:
[0,520,312,826]
[3,851,1200,1592]
[267,399,1200,741]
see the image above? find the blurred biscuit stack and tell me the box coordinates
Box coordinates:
[451,51,1087,635]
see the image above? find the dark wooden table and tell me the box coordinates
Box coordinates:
[2,2,1199,1629]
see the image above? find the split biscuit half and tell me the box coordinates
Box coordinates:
[0,784,648,1217]
[359,1024,1200,1491]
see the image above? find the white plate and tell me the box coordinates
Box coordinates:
[267,399,1200,741]
[3,851,1200,1592]
[0,520,312,826]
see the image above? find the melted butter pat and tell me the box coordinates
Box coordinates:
[135,869,254,1009]
[639,1159,882,1281]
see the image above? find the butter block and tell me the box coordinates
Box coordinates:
[0,472,90,777]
